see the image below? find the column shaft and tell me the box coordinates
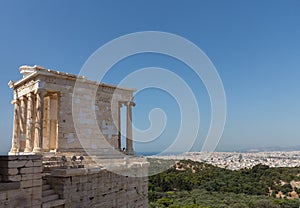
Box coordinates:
[24,93,33,152]
[49,93,58,150]
[43,96,50,151]
[10,99,20,153]
[118,103,122,151]
[33,90,45,153]
[19,96,27,150]
[126,103,134,155]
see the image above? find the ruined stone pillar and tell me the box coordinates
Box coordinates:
[19,96,27,150]
[24,93,34,152]
[10,99,20,154]
[33,89,45,153]
[126,101,135,155]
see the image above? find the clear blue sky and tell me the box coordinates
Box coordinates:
[0,0,300,154]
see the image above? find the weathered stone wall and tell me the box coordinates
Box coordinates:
[56,76,133,153]
[46,168,148,208]
[0,155,42,208]
[0,155,149,208]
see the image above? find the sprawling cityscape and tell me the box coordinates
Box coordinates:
[149,151,300,170]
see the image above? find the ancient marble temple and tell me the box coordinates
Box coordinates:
[8,65,135,156]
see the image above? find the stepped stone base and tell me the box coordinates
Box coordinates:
[42,178,65,208]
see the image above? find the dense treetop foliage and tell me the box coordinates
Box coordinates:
[148,159,300,208]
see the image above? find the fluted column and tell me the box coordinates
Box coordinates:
[43,96,50,151]
[33,89,45,153]
[24,93,33,152]
[19,96,27,150]
[49,93,58,151]
[126,101,135,155]
[118,102,122,151]
[10,99,20,154]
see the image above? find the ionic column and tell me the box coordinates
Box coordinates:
[10,99,20,154]
[33,89,45,153]
[24,93,33,152]
[126,101,135,155]
[49,93,58,151]
[43,96,50,151]
[118,102,122,151]
[19,96,27,150]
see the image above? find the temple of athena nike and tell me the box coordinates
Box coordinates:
[0,65,148,208]
[8,65,135,156]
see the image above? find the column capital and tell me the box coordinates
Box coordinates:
[119,101,136,107]
[119,101,126,107]
[49,93,58,99]
[127,101,136,107]
[19,95,27,101]
[11,99,20,105]
[26,92,34,99]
